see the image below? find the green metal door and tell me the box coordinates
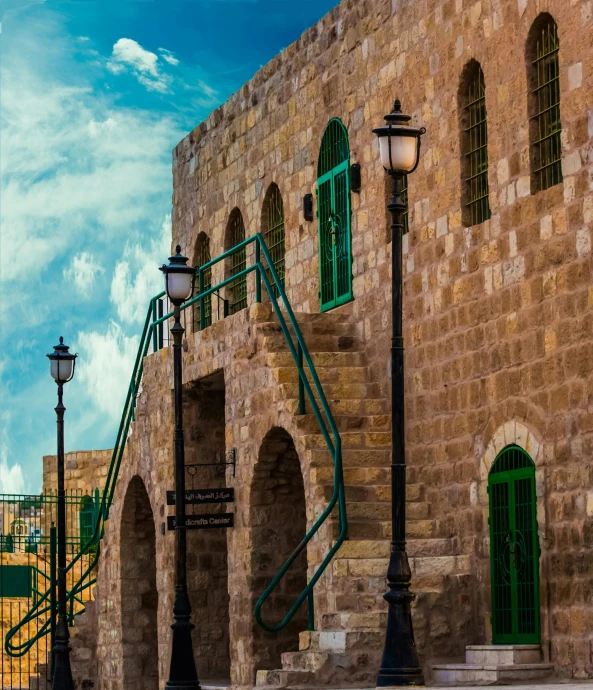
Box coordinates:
[317,119,352,312]
[488,445,540,644]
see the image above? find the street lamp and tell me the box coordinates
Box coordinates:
[159,245,200,690]
[47,336,77,690]
[372,100,426,687]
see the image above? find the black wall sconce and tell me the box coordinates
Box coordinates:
[303,193,314,222]
[350,163,361,193]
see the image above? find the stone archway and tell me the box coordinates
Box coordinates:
[120,475,159,690]
[250,427,308,676]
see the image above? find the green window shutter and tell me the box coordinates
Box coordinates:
[530,16,562,192]
[226,209,247,315]
[317,119,353,312]
[262,184,285,296]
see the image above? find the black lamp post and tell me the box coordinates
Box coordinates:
[47,337,77,690]
[372,100,426,687]
[159,245,200,690]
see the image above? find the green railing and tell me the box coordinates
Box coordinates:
[6,233,347,656]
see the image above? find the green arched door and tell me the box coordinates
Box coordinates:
[488,445,540,644]
[317,119,352,312]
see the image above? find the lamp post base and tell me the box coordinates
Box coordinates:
[166,589,201,690]
[376,551,425,688]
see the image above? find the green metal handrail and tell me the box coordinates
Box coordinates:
[6,233,347,655]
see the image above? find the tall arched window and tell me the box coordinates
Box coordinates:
[317,119,353,312]
[225,208,247,315]
[192,232,212,331]
[527,14,562,193]
[261,183,285,296]
[459,60,491,226]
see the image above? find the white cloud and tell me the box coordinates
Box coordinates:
[76,321,140,421]
[0,452,25,495]
[158,48,179,67]
[107,38,172,93]
[110,215,171,324]
[0,27,182,304]
[63,252,104,297]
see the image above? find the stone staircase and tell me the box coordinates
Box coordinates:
[432,645,554,685]
[254,309,473,688]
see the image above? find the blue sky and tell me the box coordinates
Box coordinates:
[0,0,338,493]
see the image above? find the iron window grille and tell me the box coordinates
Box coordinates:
[317,119,353,312]
[226,210,247,315]
[529,17,562,192]
[192,234,212,331]
[462,64,491,226]
[262,184,285,297]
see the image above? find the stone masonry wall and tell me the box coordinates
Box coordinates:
[167,0,593,679]
[43,449,111,496]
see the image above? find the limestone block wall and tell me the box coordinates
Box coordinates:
[94,308,334,689]
[42,449,111,496]
[167,0,593,679]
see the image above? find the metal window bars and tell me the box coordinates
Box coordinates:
[531,18,562,192]
[464,65,491,226]
[262,185,286,298]
[227,211,248,315]
[192,235,212,331]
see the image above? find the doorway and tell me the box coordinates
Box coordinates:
[488,445,540,644]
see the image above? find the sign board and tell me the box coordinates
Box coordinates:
[166,488,235,506]
[167,513,234,531]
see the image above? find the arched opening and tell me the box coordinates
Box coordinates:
[251,428,307,675]
[317,119,352,311]
[183,370,231,683]
[458,59,491,226]
[488,445,540,644]
[261,183,286,296]
[192,232,213,332]
[120,476,158,690]
[224,208,247,315]
[526,13,562,193]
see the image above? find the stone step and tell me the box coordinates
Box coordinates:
[280,382,381,402]
[272,365,369,386]
[333,537,455,559]
[299,630,384,653]
[301,430,390,451]
[308,448,391,469]
[466,644,542,666]
[295,414,389,433]
[255,668,314,688]
[264,333,361,354]
[331,554,471,580]
[432,662,554,685]
[320,611,387,631]
[267,351,366,368]
[280,651,331,672]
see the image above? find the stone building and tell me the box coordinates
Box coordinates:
[58,0,593,687]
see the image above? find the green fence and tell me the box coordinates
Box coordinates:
[1,490,101,688]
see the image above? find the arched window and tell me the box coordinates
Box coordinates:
[459,60,491,226]
[225,208,247,315]
[527,14,562,193]
[192,233,212,331]
[261,183,285,296]
[317,119,353,311]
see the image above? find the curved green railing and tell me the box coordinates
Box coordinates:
[6,233,347,656]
